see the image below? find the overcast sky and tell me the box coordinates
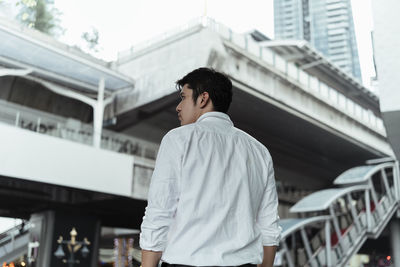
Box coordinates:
[0,0,375,231]
[54,0,375,88]
[0,0,375,85]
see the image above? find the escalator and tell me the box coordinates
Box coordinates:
[277,160,399,266]
[0,223,30,264]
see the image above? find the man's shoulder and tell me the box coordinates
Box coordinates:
[232,127,260,145]
[233,127,272,157]
[162,124,196,142]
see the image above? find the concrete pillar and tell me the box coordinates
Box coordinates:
[93,77,105,148]
[28,210,101,267]
[390,218,400,267]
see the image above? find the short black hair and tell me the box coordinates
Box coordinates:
[176,68,233,113]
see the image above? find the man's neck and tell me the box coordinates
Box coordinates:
[196,107,215,120]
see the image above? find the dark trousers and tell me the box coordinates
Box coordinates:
[161,262,256,267]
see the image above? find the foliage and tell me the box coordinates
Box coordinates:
[16,0,64,36]
[81,27,100,52]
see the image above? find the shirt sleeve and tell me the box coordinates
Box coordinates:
[256,155,282,246]
[140,132,181,251]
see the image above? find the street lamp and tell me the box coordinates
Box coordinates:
[53,227,91,267]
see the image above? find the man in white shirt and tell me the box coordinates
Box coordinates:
[140,68,281,267]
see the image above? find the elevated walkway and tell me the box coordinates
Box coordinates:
[2,97,398,264]
[278,160,399,266]
[117,17,393,160]
[0,99,159,159]
[0,223,30,264]
[0,100,156,199]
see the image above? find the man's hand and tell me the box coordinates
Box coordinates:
[257,246,277,267]
[142,250,162,267]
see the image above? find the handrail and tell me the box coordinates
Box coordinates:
[334,162,396,185]
[118,16,385,136]
[290,185,369,213]
[280,216,331,240]
[279,161,399,267]
[0,100,159,160]
[0,223,30,247]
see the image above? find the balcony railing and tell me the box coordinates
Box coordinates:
[0,100,159,160]
[119,17,385,137]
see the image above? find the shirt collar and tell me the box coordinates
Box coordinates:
[196,112,234,126]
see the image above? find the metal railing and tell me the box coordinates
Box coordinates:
[0,222,31,263]
[0,223,29,248]
[0,100,157,199]
[118,17,385,137]
[0,100,159,160]
[278,161,399,267]
[211,18,385,137]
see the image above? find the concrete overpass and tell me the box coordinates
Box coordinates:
[0,16,396,266]
[372,0,400,265]
[114,17,393,195]
[0,17,151,267]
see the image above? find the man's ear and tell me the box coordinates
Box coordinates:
[199,92,210,108]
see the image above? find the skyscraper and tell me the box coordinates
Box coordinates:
[274,0,362,81]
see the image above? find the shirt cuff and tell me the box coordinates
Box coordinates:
[261,226,282,247]
[139,232,166,251]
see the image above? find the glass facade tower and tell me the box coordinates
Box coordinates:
[274,0,362,81]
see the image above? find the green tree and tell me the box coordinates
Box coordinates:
[81,27,100,52]
[16,0,63,36]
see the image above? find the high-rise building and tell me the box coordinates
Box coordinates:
[274,0,362,81]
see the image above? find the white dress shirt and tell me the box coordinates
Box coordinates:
[140,112,281,266]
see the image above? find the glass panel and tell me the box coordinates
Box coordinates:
[354,104,362,119]
[362,109,369,123]
[275,55,287,73]
[218,24,231,40]
[287,62,298,80]
[0,30,131,90]
[320,83,329,99]
[346,99,355,115]
[262,48,274,65]
[377,119,385,131]
[329,87,338,104]
[231,32,246,49]
[370,113,377,128]
[338,93,346,109]
[248,39,260,58]
[310,76,319,92]
[299,69,309,88]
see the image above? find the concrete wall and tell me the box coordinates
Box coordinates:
[372,0,400,160]
[116,26,228,115]
[222,41,393,157]
[117,26,392,157]
[0,123,134,196]
[372,0,400,113]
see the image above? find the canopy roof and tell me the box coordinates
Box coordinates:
[334,162,395,185]
[260,40,378,109]
[290,185,369,213]
[280,216,330,239]
[0,18,134,92]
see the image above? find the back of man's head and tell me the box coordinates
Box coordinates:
[176,68,233,113]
